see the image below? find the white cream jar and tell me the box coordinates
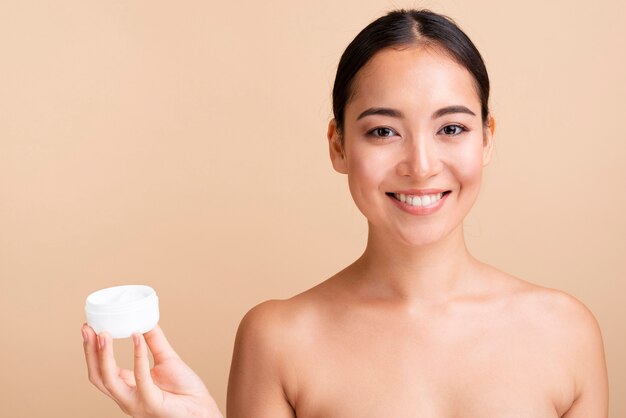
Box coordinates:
[85,285,159,339]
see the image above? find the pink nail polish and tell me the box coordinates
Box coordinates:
[97,334,105,350]
[81,327,88,343]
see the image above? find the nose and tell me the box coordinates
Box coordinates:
[396,133,441,179]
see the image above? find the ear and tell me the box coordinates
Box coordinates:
[327,119,348,174]
[482,114,496,166]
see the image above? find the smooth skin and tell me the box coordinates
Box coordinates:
[228,46,608,417]
[84,46,608,417]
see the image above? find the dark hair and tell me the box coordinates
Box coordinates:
[332,9,490,136]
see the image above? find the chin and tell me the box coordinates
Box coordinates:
[397,230,448,247]
[383,221,455,248]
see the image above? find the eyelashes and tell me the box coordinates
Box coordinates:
[439,124,466,136]
[365,124,468,139]
[367,126,398,138]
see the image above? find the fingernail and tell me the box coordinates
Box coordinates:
[97,334,105,350]
[81,327,88,343]
[132,334,140,347]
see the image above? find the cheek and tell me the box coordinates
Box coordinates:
[346,146,394,208]
[450,141,485,192]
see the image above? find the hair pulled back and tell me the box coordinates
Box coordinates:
[332,9,490,136]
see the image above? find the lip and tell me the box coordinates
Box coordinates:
[386,189,450,215]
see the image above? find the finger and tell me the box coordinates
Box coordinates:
[82,324,111,396]
[133,333,161,406]
[144,324,180,363]
[119,368,136,387]
[97,332,134,408]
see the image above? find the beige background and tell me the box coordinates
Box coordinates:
[1,0,624,416]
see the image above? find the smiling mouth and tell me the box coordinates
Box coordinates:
[385,191,451,207]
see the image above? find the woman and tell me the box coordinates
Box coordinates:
[82,9,608,417]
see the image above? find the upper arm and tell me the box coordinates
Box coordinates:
[227,300,297,418]
[560,295,608,418]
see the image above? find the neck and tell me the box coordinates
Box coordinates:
[350,223,480,306]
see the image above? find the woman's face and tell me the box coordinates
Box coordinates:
[328,45,495,247]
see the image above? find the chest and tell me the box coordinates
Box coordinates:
[290,310,572,418]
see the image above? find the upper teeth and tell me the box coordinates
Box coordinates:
[394,192,443,207]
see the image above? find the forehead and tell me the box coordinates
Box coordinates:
[347,46,480,117]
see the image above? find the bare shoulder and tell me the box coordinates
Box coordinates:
[234,298,309,364]
[228,298,314,417]
[234,286,331,358]
[237,299,294,339]
[232,280,342,372]
[231,298,298,367]
[484,267,608,415]
[506,275,602,344]
[237,288,325,338]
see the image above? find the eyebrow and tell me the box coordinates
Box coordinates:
[356,107,404,120]
[432,105,476,119]
[356,105,476,121]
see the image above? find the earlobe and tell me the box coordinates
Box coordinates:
[327,119,348,174]
[482,115,496,166]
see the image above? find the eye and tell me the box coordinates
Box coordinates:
[367,127,398,139]
[439,124,466,136]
